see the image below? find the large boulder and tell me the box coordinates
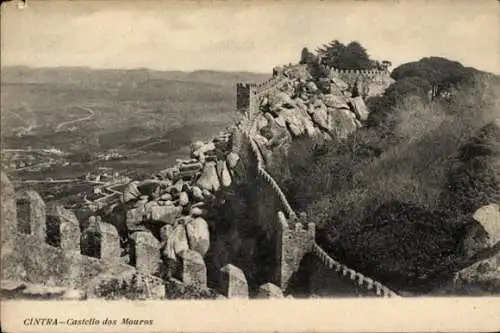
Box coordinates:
[178,191,190,206]
[268,92,295,113]
[218,264,249,299]
[257,283,284,299]
[330,75,349,91]
[196,162,220,192]
[185,217,210,257]
[161,223,189,261]
[350,96,370,121]
[260,113,290,148]
[191,186,204,201]
[309,103,329,130]
[216,160,232,187]
[473,204,500,247]
[226,152,240,169]
[328,108,358,139]
[175,179,187,192]
[279,109,305,137]
[293,97,308,111]
[322,94,349,110]
[297,108,316,137]
[122,181,141,203]
[149,205,182,225]
[137,181,162,199]
[305,81,318,93]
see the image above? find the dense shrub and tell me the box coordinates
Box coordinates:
[164,280,218,300]
[367,76,432,128]
[442,156,500,215]
[95,274,146,300]
[391,57,475,86]
[268,57,499,292]
[317,201,470,292]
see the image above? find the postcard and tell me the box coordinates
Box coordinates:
[1,0,499,332]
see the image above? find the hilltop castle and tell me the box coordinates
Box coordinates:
[1,50,399,299]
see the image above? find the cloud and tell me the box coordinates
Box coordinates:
[1,1,498,73]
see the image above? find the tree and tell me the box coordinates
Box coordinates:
[391,57,474,86]
[340,41,374,69]
[441,121,500,215]
[315,40,381,70]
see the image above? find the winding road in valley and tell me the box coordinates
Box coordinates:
[55,105,95,131]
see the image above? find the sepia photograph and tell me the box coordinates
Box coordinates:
[1,0,499,331]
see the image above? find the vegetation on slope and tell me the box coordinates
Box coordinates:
[275,54,500,293]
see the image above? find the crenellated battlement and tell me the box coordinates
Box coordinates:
[311,243,398,297]
[275,211,315,290]
[328,66,394,97]
[329,67,389,76]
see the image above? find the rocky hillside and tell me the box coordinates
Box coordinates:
[272,57,500,295]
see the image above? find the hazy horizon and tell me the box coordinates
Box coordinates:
[1,0,499,74]
[1,64,271,75]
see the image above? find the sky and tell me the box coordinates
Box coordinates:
[1,0,499,74]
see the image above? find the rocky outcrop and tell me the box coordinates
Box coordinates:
[185,217,210,257]
[100,129,240,269]
[452,247,500,295]
[257,282,284,299]
[459,204,500,260]
[473,204,500,246]
[252,69,366,159]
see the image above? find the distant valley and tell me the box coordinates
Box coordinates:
[1,66,269,203]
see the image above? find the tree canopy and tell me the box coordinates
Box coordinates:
[391,57,476,87]
[312,40,391,70]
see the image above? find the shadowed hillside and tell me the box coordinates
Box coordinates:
[272,57,500,293]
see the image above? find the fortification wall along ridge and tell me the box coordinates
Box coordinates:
[327,66,393,97]
[2,57,398,298]
[236,64,392,119]
[241,99,398,296]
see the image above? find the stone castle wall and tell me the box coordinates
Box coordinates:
[328,67,394,98]
[236,83,255,114]
[238,67,399,297]
[275,212,315,291]
[236,65,299,120]
[0,172,182,299]
[310,243,398,297]
[236,65,393,121]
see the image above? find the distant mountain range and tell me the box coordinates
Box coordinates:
[1,66,270,88]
